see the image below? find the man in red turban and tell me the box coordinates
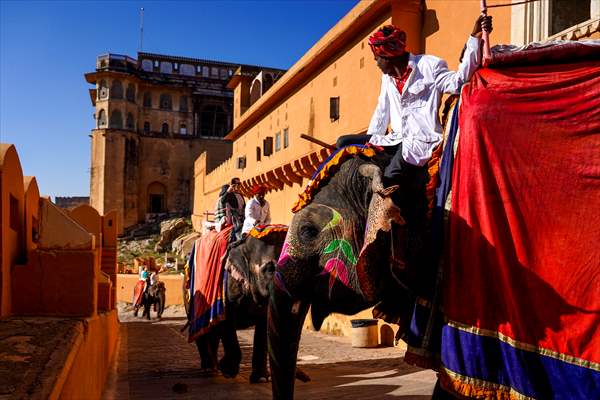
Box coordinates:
[336,15,492,184]
[242,184,271,235]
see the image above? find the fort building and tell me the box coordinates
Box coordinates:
[85,53,284,233]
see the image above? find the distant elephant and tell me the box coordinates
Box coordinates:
[186,230,312,384]
[268,153,431,399]
[142,278,166,319]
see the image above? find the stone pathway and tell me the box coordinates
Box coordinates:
[102,304,437,399]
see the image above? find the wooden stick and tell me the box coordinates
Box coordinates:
[481,0,492,66]
[300,134,336,150]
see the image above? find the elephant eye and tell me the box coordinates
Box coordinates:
[299,224,320,241]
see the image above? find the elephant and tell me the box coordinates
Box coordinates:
[186,230,311,384]
[268,152,433,399]
[142,278,166,319]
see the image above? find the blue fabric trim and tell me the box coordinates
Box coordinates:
[441,324,600,399]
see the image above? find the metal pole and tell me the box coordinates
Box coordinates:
[480,1,492,66]
[139,8,144,52]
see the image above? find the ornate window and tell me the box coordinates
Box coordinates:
[283,128,289,148]
[179,96,188,112]
[141,59,153,71]
[511,0,597,44]
[161,123,169,135]
[160,61,173,74]
[109,110,123,128]
[126,84,136,102]
[250,80,261,106]
[143,121,150,134]
[143,92,152,108]
[111,80,123,99]
[97,109,107,128]
[275,131,281,152]
[179,123,187,135]
[160,94,172,110]
[98,80,108,100]
[126,112,135,130]
[200,104,228,137]
[180,64,195,76]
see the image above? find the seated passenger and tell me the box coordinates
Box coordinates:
[242,184,271,235]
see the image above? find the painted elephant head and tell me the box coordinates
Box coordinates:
[268,156,418,399]
[225,231,287,308]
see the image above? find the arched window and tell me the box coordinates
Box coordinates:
[250,80,261,105]
[200,105,228,137]
[143,92,152,108]
[159,94,172,110]
[98,80,108,100]
[141,59,153,71]
[263,74,274,92]
[143,121,150,134]
[147,182,167,213]
[160,62,173,74]
[109,110,123,128]
[179,123,187,135]
[111,80,123,99]
[97,109,107,128]
[179,96,188,112]
[126,84,136,102]
[161,123,169,135]
[180,64,195,76]
[126,113,134,130]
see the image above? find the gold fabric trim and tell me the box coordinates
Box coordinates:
[447,320,600,372]
[442,367,534,400]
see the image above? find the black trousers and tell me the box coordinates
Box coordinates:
[335,134,424,183]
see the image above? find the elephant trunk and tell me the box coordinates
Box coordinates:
[268,282,309,400]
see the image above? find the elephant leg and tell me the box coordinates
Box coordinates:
[158,294,165,318]
[218,319,241,378]
[250,314,269,383]
[195,331,219,372]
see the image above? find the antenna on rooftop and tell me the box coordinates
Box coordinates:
[139,7,144,52]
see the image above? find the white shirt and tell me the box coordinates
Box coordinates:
[242,197,271,234]
[367,36,481,166]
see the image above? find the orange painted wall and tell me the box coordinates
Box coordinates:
[117,273,184,305]
[12,250,99,316]
[423,0,512,70]
[55,311,119,400]
[0,144,26,316]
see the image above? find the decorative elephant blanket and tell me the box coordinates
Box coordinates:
[438,41,600,399]
[188,225,233,342]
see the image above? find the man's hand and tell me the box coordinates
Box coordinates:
[471,14,493,38]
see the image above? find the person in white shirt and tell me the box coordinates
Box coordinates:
[336,15,492,184]
[242,185,271,235]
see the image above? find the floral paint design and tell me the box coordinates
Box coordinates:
[319,258,349,298]
[319,207,357,297]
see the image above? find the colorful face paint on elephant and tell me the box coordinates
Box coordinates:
[275,204,360,299]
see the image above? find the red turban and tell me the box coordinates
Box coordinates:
[368,25,407,58]
[251,184,267,196]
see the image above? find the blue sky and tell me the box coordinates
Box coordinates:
[0,0,357,198]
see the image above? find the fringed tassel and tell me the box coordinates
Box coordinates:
[292,145,378,213]
[439,368,528,400]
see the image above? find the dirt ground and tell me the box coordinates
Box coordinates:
[103,303,437,399]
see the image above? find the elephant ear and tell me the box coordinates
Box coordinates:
[225,246,251,292]
[355,164,406,302]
